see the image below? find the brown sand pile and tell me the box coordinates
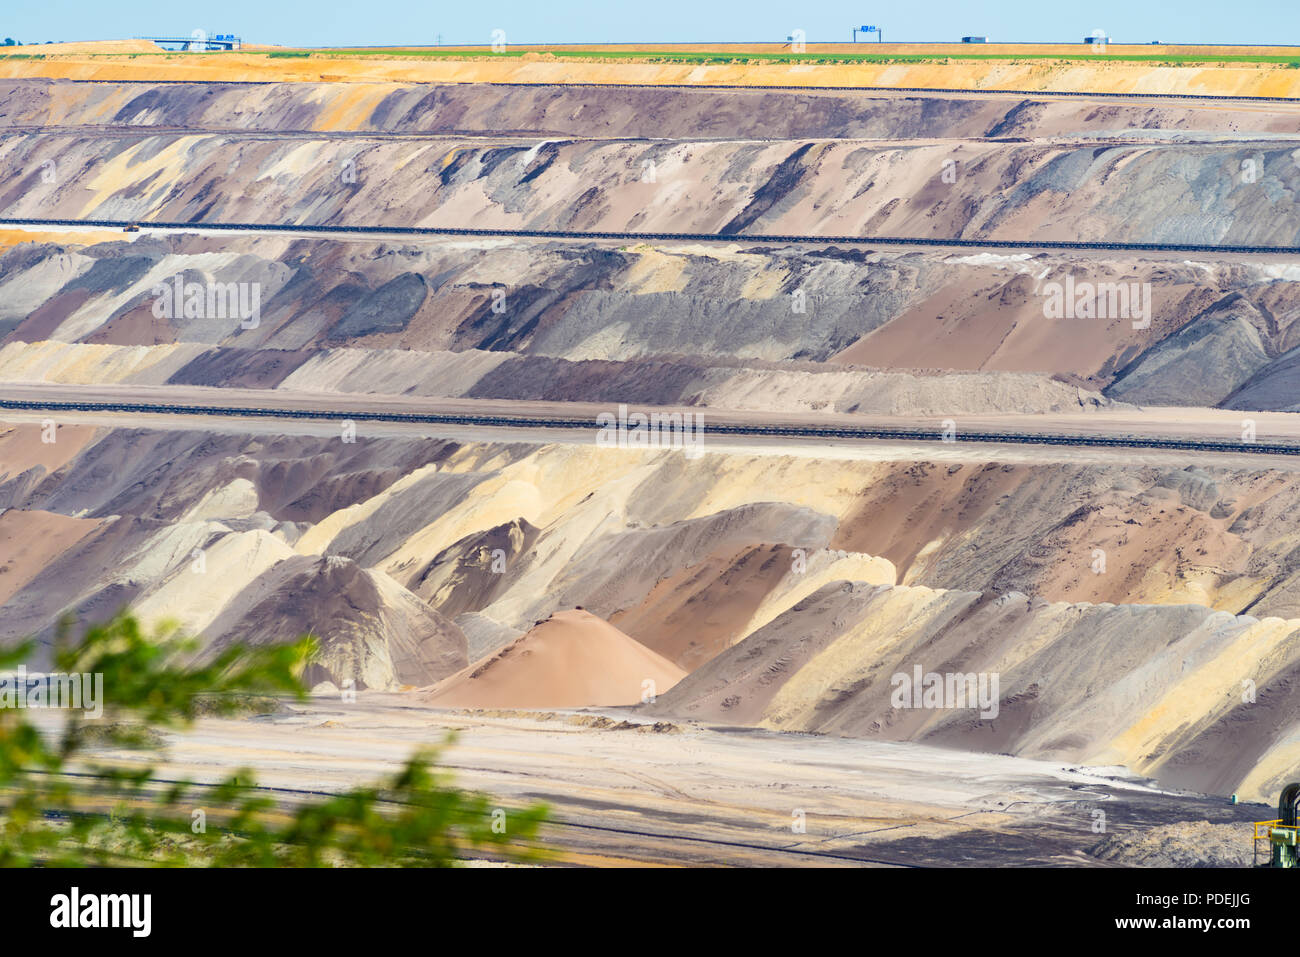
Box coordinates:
[0,423,97,479]
[424,608,686,709]
[0,508,104,605]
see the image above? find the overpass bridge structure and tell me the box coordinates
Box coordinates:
[137,34,241,51]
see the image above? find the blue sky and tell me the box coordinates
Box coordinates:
[5,0,1299,48]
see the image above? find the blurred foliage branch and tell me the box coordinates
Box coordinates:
[0,613,547,866]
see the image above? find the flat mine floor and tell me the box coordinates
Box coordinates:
[44,698,1264,867]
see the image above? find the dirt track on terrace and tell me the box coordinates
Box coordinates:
[5,380,1299,444]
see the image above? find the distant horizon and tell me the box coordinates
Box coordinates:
[5,0,1297,50]
[15,38,1300,50]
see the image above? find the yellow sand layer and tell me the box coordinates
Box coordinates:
[760,584,955,731]
[737,548,897,641]
[0,341,206,385]
[8,39,162,55]
[0,229,123,249]
[747,580,1300,802]
[6,51,1300,97]
[133,529,296,635]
